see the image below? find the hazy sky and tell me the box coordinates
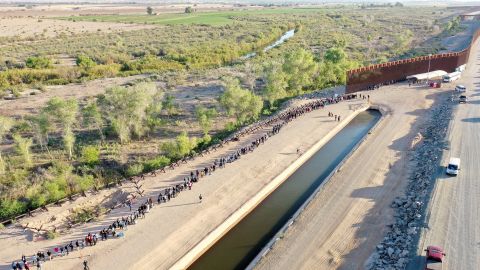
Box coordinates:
[0,0,477,3]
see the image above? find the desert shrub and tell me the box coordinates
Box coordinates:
[143,155,170,171]
[126,163,144,177]
[83,64,121,79]
[25,56,52,69]
[161,131,197,160]
[46,230,59,239]
[0,199,27,220]
[80,145,100,166]
[76,54,96,69]
[121,56,184,73]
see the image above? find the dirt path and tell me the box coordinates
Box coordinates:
[407,37,480,270]
[254,84,450,270]
[0,98,365,270]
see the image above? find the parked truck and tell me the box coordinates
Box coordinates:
[424,246,445,270]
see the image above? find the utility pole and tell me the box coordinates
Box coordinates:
[426,54,432,85]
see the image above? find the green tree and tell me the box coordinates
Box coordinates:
[147,6,154,15]
[324,47,347,64]
[219,77,263,124]
[13,134,33,168]
[25,56,52,69]
[283,49,317,94]
[82,101,104,141]
[42,97,78,159]
[263,60,288,108]
[98,82,158,143]
[162,94,178,117]
[161,131,197,159]
[195,106,218,136]
[26,114,51,152]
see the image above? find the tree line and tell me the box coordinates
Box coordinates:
[0,46,353,221]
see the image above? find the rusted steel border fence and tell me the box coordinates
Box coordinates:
[346,27,480,94]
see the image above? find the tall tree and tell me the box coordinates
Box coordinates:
[283,49,317,94]
[195,106,218,136]
[219,77,263,124]
[147,6,154,15]
[26,113,51,152]
[262,60,288,108]
[42,98,78,159]
[98,82,158,143]
[82,101,104,142]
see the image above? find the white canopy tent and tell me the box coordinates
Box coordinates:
[406,70,448,81]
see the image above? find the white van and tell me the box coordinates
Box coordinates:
[456,64,466,72]
[446,157,460,176]
[443,72,461,82]
[455,85,466,92]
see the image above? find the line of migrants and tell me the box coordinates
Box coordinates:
[9,93,360,270]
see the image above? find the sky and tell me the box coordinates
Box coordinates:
[0,0,477,3]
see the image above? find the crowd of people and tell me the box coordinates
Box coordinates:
[10,92,361,270]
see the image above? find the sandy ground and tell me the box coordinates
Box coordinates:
[407,34,480,269]
[0,3,241,17]
[254,83,451,270]
[0,17,155,38]
[0,75,148,117]
[0,97,366,270]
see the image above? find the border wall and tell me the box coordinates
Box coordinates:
[346,26,480,94]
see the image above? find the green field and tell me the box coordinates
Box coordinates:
[59,8,325,26]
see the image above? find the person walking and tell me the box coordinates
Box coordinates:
[199,194,203,203]
[83,260,90,270]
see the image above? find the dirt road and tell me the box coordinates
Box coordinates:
[407,39,480,269]
[254,84,449,270]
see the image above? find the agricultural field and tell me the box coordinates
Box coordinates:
[61,8,330,25]
[0,4,473,223]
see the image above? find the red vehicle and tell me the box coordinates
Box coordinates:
[429,82,442,88]
[425,246,445,270]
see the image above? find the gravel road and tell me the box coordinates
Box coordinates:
[408,40,480,270]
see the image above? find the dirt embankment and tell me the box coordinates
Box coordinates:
[254,83,452,270]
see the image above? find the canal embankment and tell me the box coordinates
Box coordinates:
[171,103,381,270]
[254,84,450,270]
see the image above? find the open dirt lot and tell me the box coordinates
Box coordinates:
[0,3,240,17]
[254,84,452,270]
[0,17,155,38]
[0,97,366,270]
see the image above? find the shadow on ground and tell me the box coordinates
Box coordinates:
[336,91,449,270]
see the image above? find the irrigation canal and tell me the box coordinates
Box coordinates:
[188,109,382,270]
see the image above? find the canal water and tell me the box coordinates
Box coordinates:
[242,29,295,59]
[188,109,382,270]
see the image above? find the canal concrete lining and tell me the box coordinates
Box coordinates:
[171,104,382,270]
[247,105,386,269]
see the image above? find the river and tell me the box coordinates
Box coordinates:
[242,29,295,59]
